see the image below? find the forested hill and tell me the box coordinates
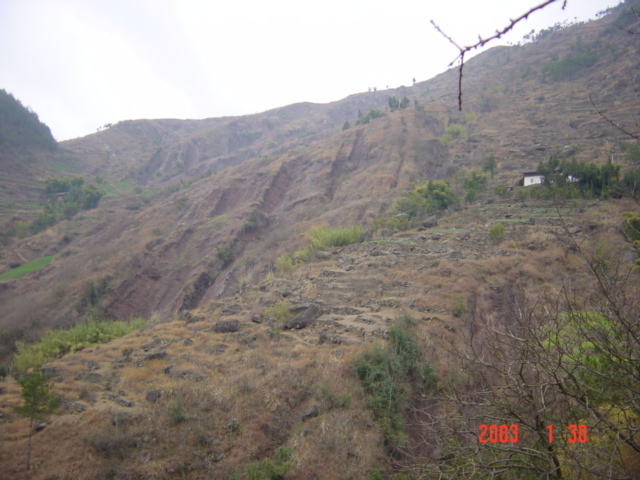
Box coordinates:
[0,89,57,152]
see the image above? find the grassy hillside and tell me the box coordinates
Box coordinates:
[0,3,639,478]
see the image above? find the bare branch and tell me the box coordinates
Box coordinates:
[432,0,564,110]
[590,94,640,142]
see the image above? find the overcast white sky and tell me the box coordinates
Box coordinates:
[0,0,622,141]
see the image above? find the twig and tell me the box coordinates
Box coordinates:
[432,0,566,110]
[589,94,640,142]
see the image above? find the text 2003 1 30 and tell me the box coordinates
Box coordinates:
[479,424,588,444]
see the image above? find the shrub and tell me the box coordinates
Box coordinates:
[304,225,364,250]
[494,185,508,196]
[439,133,455,147]
[263,302,293,325]
[440,123,468,146]
[14,373,61,469]
[542,49,598,81]
[12,317,145,375]
[86,430,137,459]
[537,156,621,199]
[368,468,385,480]
[482,155,497,177]
[354,318,436,448]
[228,418,241,434]
[446,123,467,138]
[489,223,506,244]
[395,180,460,218]
[623,212,640,242]
[356,109,383,125]
[274,254,294,275]
[293,245,314,262]
[217,246,235,265]
[451,294,467,317]
[242,209,262,233]
[622,168,640,198]
[169,400,188,423]
[244,446,292,480]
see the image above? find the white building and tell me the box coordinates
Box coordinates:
[522,171,544,186]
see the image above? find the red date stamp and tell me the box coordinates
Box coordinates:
[479,424,588,444]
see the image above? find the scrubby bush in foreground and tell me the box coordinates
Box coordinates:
[12,317,145,375]
[304,225,364,249]
[353,318,437,451]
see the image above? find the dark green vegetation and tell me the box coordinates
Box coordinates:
[532,155,624,199]
[13,373,61,470]
[395,180,460,218]
[542,40,599,81]
[388,96,410,111]
[356,108,383,125]
[0,89,57,151]
[463,169,489,203]
[623,211,640,268]
[242,446,293,480]
[354,318,437,451]
[10,176,104,237]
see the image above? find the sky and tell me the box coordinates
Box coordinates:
[0,0,623,141]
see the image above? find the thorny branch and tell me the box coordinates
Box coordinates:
[432,0,567,110]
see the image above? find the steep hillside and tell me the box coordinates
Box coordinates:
[0,4,640,478]
[0,196,637,479]
[1,5,639,357]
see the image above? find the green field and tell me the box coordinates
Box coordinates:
[102,182,139,197]
[0,255,54,282]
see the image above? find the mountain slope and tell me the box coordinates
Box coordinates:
[0,6,640,478]
[1,5,639,354]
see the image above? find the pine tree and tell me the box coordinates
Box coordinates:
[13,373,61,470]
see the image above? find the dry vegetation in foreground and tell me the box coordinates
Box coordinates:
[0,197,638,479]
[0,318,387,479]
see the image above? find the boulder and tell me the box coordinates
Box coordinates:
[145,389,162,403]
[213,320,240,333]
[145,351,168,361]
[283,304,321,330]
[422,216,438,228]
[302,405,320,421]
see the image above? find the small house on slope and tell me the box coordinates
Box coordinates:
[520,171,544,187]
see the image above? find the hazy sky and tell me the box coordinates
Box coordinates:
[0,0,622,141]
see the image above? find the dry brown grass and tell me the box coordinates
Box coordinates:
[0,318,387,479]
[1,195,636,478]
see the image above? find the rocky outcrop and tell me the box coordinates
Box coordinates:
[213,320,240,333]
[283,304,321,330]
